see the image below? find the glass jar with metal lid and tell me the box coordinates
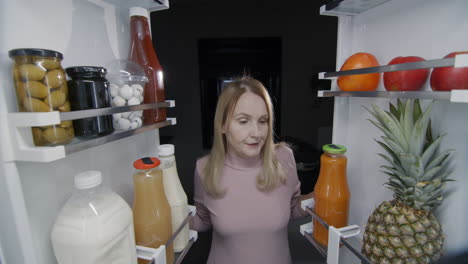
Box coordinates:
[9,48,74,146]
[66,66,114,138]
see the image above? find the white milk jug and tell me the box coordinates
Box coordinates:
[51,170,137,264]
[158,144,190,252]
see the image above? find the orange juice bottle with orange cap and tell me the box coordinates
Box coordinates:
[313,144,350,246]
[132,157,174,264]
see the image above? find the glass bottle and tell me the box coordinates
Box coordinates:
[9,48,74,146]
[132,157,174,264]
[128,7,166,125]
[313,144,351,246]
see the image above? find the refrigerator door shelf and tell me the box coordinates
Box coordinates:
[319,54,468,79]
[137,205,198,264]
[317,90,468,103]
[7,101,176,162]
[316,54,468,103]
[300,198,370,264]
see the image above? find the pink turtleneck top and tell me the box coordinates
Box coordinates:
[191,145,303,264]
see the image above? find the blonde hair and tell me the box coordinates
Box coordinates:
[202,76,286,198]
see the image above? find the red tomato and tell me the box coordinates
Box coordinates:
[383,56,429,91]
[430,51,468,91]
[337,52,380,91]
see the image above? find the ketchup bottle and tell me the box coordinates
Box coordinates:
[128,7,166,125]
[313,144,350,246]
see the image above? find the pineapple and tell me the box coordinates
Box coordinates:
[362,99,453,264]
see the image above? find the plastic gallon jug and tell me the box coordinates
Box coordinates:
[51,170,137,264]
[158,144,189,252]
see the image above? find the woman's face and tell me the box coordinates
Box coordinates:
[223,91,269,159]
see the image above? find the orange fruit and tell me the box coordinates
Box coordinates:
[337,52,380,91]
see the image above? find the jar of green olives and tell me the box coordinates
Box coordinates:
[9,48,74,146]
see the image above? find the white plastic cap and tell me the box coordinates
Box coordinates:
[74,170,102,190]
[129,7,149,19]
[158,144,175,156]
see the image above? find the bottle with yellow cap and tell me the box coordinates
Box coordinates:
[132,157,174,264]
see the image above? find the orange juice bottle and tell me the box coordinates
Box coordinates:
[313,144,350,246]
[133,157,174,264]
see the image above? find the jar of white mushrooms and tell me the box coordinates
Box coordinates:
[106,60,148,131]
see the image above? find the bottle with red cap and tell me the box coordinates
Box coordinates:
[132,157,174,264]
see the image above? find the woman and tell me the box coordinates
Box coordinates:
[190,76,312,264]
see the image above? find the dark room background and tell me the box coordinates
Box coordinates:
[149,0,337,262]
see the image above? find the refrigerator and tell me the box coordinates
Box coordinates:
[1,0,468,264]
[303,0,468,263]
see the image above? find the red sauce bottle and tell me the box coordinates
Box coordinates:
[128,7,166,125]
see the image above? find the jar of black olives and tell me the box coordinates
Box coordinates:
[9,48,74,146]
[66,66,114,138]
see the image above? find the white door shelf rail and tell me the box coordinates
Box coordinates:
[299,198,371,264]
[317,53,468,103]
[137,205,198,264]
[6,100,176,162]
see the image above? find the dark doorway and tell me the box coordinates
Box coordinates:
[198,37,282,149]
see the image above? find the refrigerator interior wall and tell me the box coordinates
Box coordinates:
[330,0,468,261]
[0,1,164,263]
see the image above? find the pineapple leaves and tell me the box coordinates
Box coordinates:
[397,98,405,116]
[421,134,445,167]
[364,99,454,212]
[399,153,417,176]
[409,156,424,180]
[389,102,400,119]
[371,104,408,151]
[420,166,444,181]
[409,102,433,156]
[413,98,423,121]
[382,136,406,155]
[382,165,417,186]
[426,149,454,172]
[402,99,414,146]
[375,140,399,162]
[378,153,404,172]
[368,120,403,149]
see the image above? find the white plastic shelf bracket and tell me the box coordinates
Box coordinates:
[454,53,468,68]
[301,197,315,211]
[7,112,65,162]
[327,225,360,264]
[136,245,166,264]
